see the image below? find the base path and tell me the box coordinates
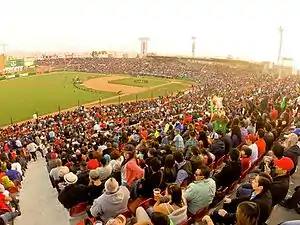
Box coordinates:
[15,157,69,225]
[83,76,145,94]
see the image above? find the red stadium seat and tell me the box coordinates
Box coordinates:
[193,207,209,221]
[178,217,192,225]
[138,198,155,210]
[69,202,88,217]
[120,209,133,219]
[216,155,226,168]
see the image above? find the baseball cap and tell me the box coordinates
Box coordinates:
[50,153,57,159]
[274,157,294,172]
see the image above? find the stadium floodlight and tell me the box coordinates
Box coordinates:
[139,37,149,57]
[277,26,284,78]
[191,37,196,58]
[0,43,7,55]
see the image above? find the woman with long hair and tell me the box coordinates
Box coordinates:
[202,201,260,225]
[231,125,242,148]
[163,154,177,185]
[121,144,144,189]
[153,183,187,225]
[236,201,260,225]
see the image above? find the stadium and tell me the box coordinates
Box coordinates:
[1,2,300,225]
[0,53,300,225]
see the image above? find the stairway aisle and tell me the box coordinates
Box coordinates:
[15,158,69,225]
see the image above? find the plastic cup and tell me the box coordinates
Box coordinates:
[153,188,161,201]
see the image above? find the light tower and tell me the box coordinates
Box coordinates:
[0,43,7,55]
[139,37,149,57]
[277,26,283,78]
[191,37,196,57]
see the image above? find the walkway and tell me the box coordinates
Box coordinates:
[15,158,69,225]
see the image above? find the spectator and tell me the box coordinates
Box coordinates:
[87,169,105,205]
[26,140,38,161]
[90,177,130,223]
[76,161,90,186]
[121,144,144,188]
[185,166,216,215]
[58,172,89,210]
[50,159,69,182]
[283,133,300,175]
[202,201,260,225]
[268,157,293,206]
[97,157,112,182]
[211,173,272,225]
[209,133,225,161]
[240,146,252,173]
[141,157,163,197]
[184,131,198,159]
[151,183,187,224]
[162,154,177,186]
[231,125,243,148]
[173,129,184,152]
[214,148,242,189]
[190,146,203,173]
[200,148,214,166]
[135,212,172,225]
[174,151,192,185]
[256,129,266,157]
[264,123,275,151]
[87,151,99,170]
[5,162,21,184]
[245,134,258,163]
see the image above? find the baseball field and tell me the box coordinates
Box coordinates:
[0,72,191,126]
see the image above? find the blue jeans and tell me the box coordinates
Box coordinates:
[0,211,19,224]
[236,183,253,198]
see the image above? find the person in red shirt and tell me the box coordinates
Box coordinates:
[240,146,252,173]
[140,128,148,139]
[270,106,278,121]
[256,129,266,157]
[87,152,100,170]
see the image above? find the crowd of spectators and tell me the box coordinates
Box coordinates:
[1,57,300,225]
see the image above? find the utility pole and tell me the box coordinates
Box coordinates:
[191,37,196,58]
[277,26,283,78]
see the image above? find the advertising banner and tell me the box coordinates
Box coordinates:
[5,59,25,67]
[0,54,5,71]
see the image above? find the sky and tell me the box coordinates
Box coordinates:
[1,0,300,65]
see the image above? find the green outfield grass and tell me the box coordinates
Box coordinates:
[0,72,191,126]
[0,72,116,126]
[109,76,168,87]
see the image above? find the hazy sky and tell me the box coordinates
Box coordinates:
[1,0,299,64]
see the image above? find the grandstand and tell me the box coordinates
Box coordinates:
[0,57,298,225]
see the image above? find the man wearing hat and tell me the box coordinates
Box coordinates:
[267,157,294,206]
[58,172,89,210]
[209,132,225,161]
[87,169,104,205]
[90,177,130,223]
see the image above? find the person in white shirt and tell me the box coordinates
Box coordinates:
[27,141,39,161]
[245,135,258,163]
[15,139,22,148]
[11,160,22,176]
